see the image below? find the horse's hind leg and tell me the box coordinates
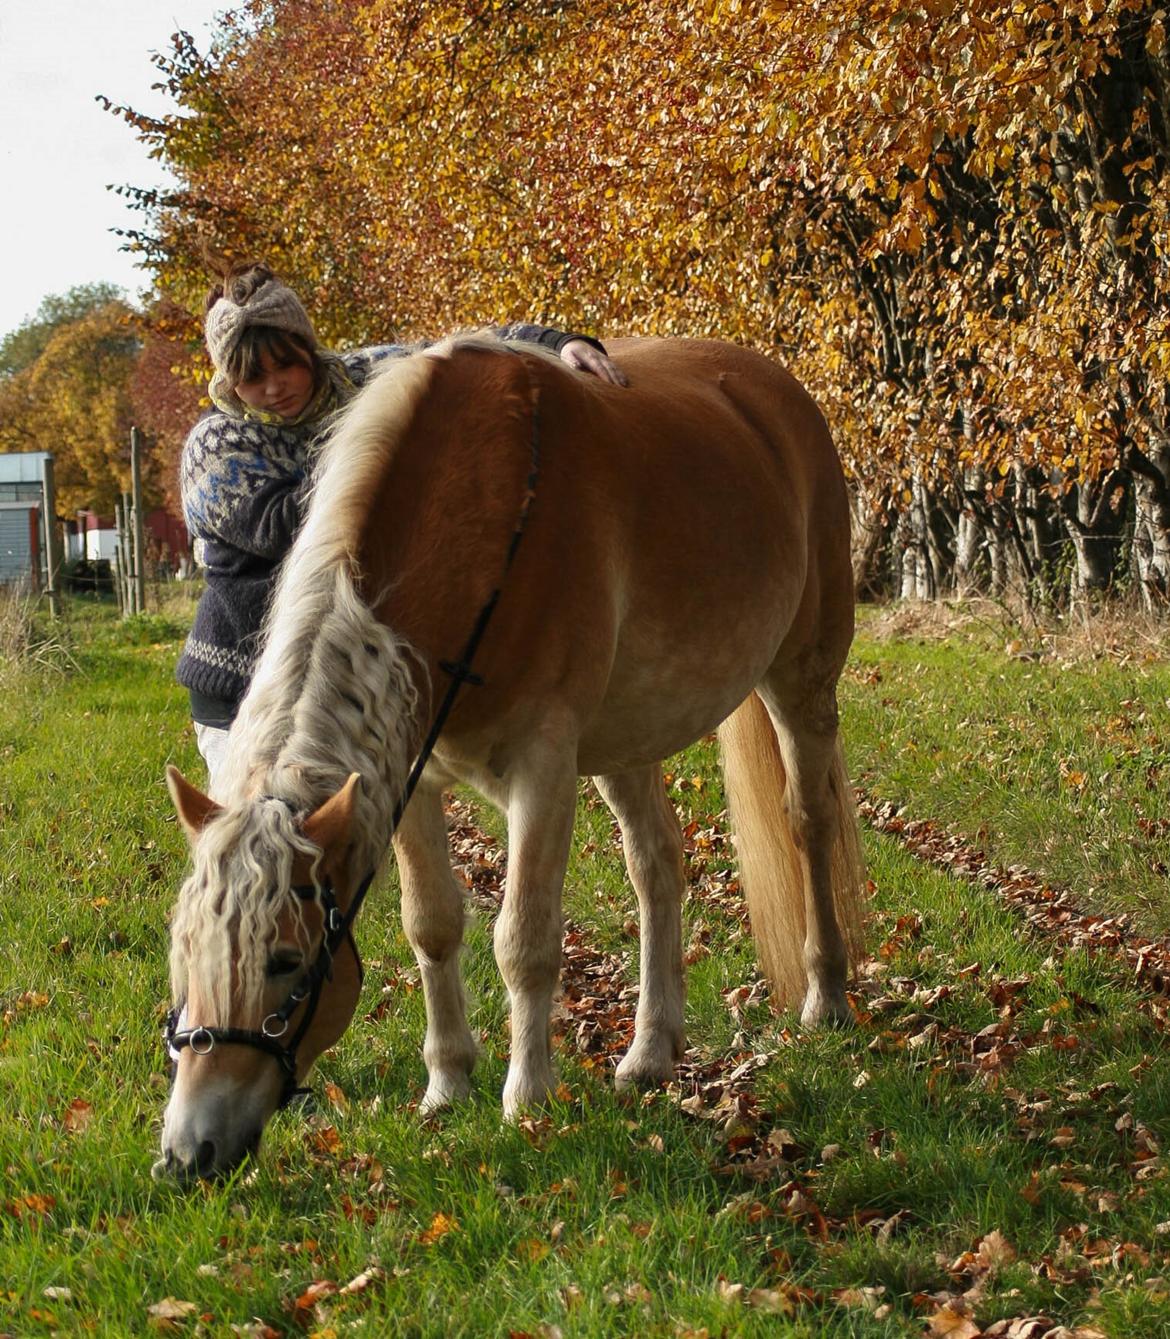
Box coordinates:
[392,783,478,1114]
[593,765,686,1088]
[756,670,852,1026]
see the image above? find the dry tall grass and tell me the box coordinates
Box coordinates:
[0,586,78,678]
[860,596,1170,665]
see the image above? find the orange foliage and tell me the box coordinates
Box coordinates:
[103,1,1170,593]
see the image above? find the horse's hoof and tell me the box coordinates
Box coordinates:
[419,1073,472,1117]
[799,992,854,1028]
[614,1036,683,1091]
[613,1068,672,1094]
[501,1071,555,1122]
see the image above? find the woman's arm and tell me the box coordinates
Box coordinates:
[557,338,628,385]
[494,323,628,385]
[345,326,629,387]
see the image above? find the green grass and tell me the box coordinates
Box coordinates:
[0,595,1168,1336]
[843,603,1170,936]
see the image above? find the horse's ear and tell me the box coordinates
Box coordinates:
[302,772,361,857]
[166,765,222,841]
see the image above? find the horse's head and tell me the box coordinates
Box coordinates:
[153,767,366,1182]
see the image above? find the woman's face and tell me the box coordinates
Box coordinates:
[234,348,315,420]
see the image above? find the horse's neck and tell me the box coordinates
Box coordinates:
[227,576,423,876]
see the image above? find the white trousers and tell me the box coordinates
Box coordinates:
[193,721,232,799]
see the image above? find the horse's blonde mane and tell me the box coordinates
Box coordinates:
[171,336,520,1017]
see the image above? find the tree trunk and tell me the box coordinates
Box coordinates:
[955,461,986,596]
[1128,438,1170,608]
[850,483,892,601]
[1013,462,1062,605]
[896,470,937,599]
[1060,470,1128,600]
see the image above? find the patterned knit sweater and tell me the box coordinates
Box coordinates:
[176,326,602,719]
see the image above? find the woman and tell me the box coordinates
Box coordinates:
[176,263,626,792]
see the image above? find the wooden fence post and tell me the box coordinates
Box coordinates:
[113,501,124,614]
[131,427,146,616]
[27,505,41,594]
[40,454,62,618]
[115,494,136,617]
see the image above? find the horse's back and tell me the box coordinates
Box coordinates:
[354,336,853,774]
[535,337,852,625]
[546,337,850,596]
[527,339,853,766]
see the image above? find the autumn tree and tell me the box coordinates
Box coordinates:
[128,300,207,517]
[0,300,148,514]
[0,282,125,377]
[112,0,1170,606]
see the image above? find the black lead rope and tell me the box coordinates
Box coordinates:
[167,380,542,1107]
[388,394,541,833]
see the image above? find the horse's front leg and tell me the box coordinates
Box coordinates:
[393,783,478,1114]
[495,736,578,1120]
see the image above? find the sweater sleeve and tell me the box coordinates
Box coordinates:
[342,344,409,385]
[180,414,307,561]
[493,323,606,355]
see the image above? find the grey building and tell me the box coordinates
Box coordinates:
[0,452,51,587]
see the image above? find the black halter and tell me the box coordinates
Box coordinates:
[165,352,542,1109]
[166,870,375,1109]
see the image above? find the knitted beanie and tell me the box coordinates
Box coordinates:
[204,276,318,375]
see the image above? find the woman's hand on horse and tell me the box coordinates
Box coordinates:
[559,339,629,386]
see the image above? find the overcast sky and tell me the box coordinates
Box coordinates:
[0,2,229,337]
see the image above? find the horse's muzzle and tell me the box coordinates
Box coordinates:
[151,1127,262,1183]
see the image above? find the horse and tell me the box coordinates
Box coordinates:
[155,334,866,1181]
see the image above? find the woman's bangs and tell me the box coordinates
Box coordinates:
[230,328,313,383]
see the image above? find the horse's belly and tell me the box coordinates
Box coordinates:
[576,698,737,776]
[574,601,787,775]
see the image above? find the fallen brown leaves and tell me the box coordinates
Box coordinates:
[858,792,1170,1006]
[435,791,1166,1339]
[6,1192,55,1223]
[61,1097,95,1134]
[417,1210,458,1246]
[284,1265,385,1330]
[916,1225,1124,1339]
[852,961,1127,1088]
[146,1296,199,1330]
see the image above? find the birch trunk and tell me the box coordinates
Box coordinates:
[1129,437,1170,608]
[1060,471,1127,600]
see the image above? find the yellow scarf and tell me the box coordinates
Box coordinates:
[208,352,359,428]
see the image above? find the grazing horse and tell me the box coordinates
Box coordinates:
[156,335,865,1181]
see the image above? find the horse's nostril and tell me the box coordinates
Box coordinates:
[194,1139,217,1173]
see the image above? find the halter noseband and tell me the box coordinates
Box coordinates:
[166,870,374,1109]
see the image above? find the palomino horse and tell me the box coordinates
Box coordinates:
[156,336,865,1180]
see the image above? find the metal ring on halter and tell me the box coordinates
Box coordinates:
[189,1027,216,1055]
[262,1013,290,1038]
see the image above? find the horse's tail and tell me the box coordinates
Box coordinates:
[717,692,866,1008]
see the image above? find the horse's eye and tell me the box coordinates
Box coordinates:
[266,953,302,978]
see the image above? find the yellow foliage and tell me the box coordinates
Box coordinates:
[0,303,144,513]
[99,0,1170,493]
